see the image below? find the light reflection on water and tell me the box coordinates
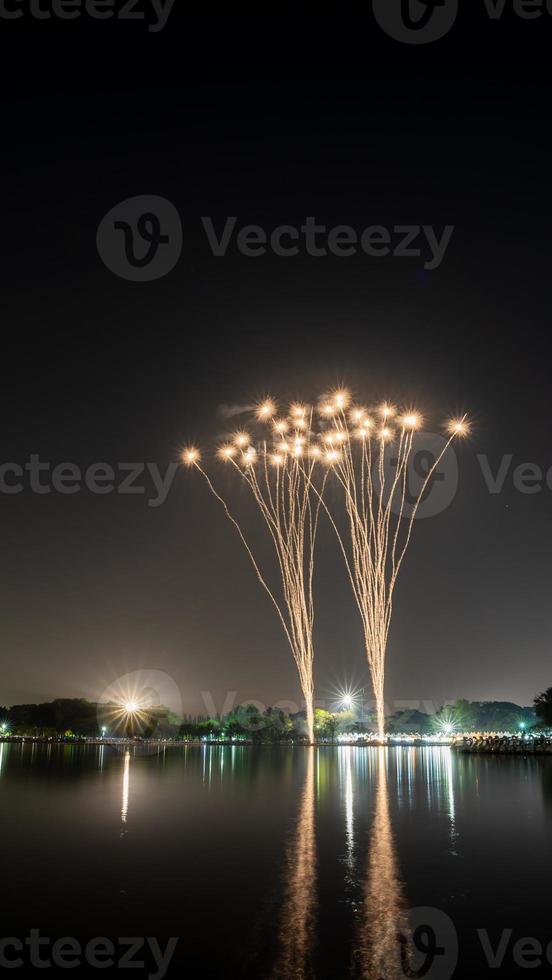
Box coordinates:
[0,741,550,979]
[270,746,459,979]
[354,748,410,980]
[120,750,130,826]
[273,747,316,980]
[343,747,355,874]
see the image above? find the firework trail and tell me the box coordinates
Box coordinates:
[309,389,469,739]
[183,400,328,744]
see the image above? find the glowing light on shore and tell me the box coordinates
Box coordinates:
[123,700,142,713]
[331,685,363,714]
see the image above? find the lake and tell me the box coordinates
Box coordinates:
[1,742,551,978]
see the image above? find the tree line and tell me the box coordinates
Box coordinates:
[0,692,550,739]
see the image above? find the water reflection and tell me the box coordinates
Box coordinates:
[422,747,456,844]
[273,747,317,979]
[343,747,355,873]
[2,742,551,979]
[121,750,130,826]
[355,748,410,980]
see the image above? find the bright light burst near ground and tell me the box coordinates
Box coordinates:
[98,681,158,737]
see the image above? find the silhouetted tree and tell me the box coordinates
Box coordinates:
[534,688,552,726]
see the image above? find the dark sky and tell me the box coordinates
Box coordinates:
[2,2,552,715]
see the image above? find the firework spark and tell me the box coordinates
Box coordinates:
[183,400,328,743]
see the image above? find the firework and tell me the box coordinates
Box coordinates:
[309,389,469,739]
[184,387,468,742]
[183,401,328,744]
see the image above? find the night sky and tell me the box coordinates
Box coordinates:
[2,3,552,715]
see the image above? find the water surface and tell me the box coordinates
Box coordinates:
[1,742,550,978]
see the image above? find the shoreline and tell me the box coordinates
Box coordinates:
[2,734,551,752]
